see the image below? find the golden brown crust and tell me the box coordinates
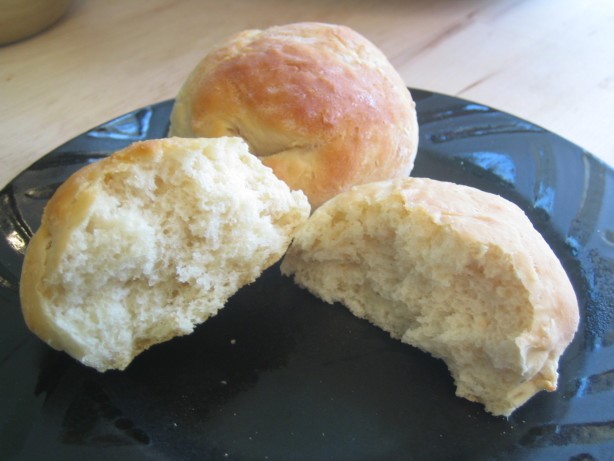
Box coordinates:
[170,22,419,207]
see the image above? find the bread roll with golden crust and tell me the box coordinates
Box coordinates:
[281,178,579,416]
[169,22,419,208]
[20,137,310,372]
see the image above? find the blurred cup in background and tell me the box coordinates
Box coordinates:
[0,0,73,46]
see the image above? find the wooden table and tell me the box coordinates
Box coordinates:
[1,0,613,191]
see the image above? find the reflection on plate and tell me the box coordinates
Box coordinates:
[1,90,613,460]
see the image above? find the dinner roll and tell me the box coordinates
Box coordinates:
[281,178,579,416]
[20,137,310,372]
[169,22,419,208]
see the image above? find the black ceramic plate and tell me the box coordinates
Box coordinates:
[1,90,613,461]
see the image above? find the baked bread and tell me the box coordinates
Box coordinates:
[169,22,419,208]
[281,178,579,416]
[20,137,310,372]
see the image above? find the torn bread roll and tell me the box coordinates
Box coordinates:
[20,137,310,372]
[169,22,419,208]
[281,178,579,416]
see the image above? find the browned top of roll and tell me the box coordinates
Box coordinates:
[170,22,419,207]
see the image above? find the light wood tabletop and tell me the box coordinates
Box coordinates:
[1,0,613,191]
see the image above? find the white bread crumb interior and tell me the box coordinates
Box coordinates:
[20,137,310,372]
[281,177,579,416]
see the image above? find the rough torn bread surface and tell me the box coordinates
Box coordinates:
[19,137,310,372]
[169,22,418,208]
[281,178,579,416]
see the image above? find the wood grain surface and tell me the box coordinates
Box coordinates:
[1,0,613,190]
